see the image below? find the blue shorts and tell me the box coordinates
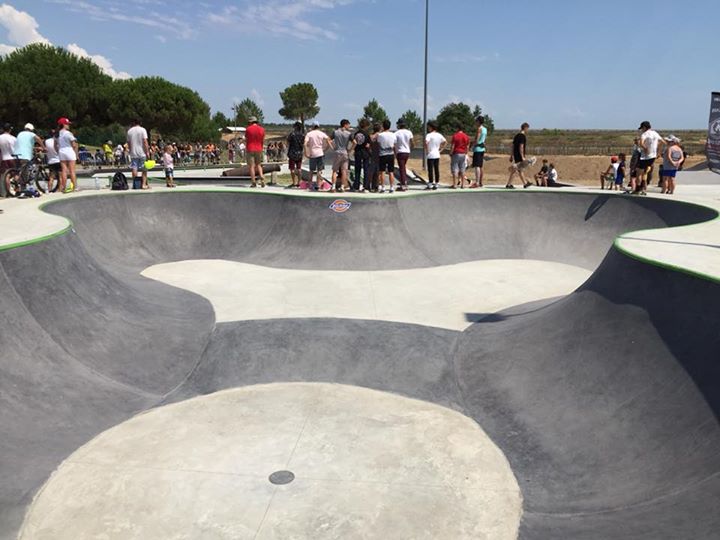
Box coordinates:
[131,157,146,171]
[662,169,677,178]
[165,168,174,178]
[615,175,624,185]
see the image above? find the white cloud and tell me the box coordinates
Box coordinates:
[250,88,265,106]
[51,0,195,39]
[434,54,487,64]
[208,0,355,41]
[0,3,131,78]
[0,3,50,45]
[0,3,50,54]
[67,43,131,79]
[402,86,437,113]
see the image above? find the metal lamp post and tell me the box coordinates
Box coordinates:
[422,0,429,171]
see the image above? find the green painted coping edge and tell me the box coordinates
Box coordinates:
[2,189,719,285]
[0,198,74,253]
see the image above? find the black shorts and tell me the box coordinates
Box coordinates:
[472,151,485,168]
[636,158,655,172]
[379,154,394,173]
[48,163,61,174]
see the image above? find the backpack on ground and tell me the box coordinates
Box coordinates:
[111,172,128,191]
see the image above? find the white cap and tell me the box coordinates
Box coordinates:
[24,123,34,131]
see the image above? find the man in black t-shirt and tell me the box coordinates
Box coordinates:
[506,122,533,189]
[350,118,371,192]
[286,122,305,188]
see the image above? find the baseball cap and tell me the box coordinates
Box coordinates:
[665,134,681,143]
[312,121,320,127]
[248,116,258,123]
[611,156,618,163]
[638,120,651,130]
[57,117,71,126]
[24,122,34,131]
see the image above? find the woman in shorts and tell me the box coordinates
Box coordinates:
[661,136,685,195]
[55,117,78,193]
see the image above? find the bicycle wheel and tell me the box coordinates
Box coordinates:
[2,168,21,197]
[35,166,58,193]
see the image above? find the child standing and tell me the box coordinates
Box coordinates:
[600,156,618,190]
[163,145,176,188]
[615,153,626,191]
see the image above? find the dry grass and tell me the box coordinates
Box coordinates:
[407,154,706,186]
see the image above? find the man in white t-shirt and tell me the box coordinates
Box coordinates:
[127,119,150,189]
[376,120,397,193]
[636,120,664,195]
[424,121,446,190]
[394,119,413,191]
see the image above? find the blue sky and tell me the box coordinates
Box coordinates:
[2,0,719,128]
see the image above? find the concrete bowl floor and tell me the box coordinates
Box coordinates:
[1,189,719,540]
[18,383,521,540]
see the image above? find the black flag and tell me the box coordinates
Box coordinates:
[708,92,720,175]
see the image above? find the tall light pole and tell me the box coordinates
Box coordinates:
[422,0,429,171]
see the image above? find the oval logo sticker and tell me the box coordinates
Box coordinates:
[329,199,352,213]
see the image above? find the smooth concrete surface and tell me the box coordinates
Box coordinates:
[142,259,591,330]
[1,177,719,283]
[1,187,719,539]
[19,383,522,540]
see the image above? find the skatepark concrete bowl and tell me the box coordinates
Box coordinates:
[1,190,719,539]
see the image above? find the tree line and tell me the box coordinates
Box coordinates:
[0,44,219,145]
[0,44,495,146]
[230,88,494,138]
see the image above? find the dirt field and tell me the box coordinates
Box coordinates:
[407,153,707,187]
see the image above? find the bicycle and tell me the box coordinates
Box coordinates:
[1,153,58,197]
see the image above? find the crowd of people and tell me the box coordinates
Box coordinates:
[597,122,686,195]
[251,116,679,194]
[0,113,690,213]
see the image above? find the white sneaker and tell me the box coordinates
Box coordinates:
[379,186,385,193]
[389,188,394,193]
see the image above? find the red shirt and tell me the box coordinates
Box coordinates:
[451,131,470,154]
[245,124,265,152]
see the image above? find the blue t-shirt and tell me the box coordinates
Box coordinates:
[474,126,487,151]
[14,131,36,160]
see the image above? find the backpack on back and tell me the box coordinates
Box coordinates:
[111,171,128,191]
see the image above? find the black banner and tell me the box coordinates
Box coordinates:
[708,92,720,174]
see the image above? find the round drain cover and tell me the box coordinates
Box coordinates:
[268,470,295,485]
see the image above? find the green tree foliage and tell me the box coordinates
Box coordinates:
[400,110,423,134]
[0,44,218,144]
[472,105,495,134]
[212,111,231,129]
[435,102,476,135]
[278,82,320,125]
[360,99,388,125]
[106,77,212,140]
[233,98,264,126]
[0,43,112,131]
